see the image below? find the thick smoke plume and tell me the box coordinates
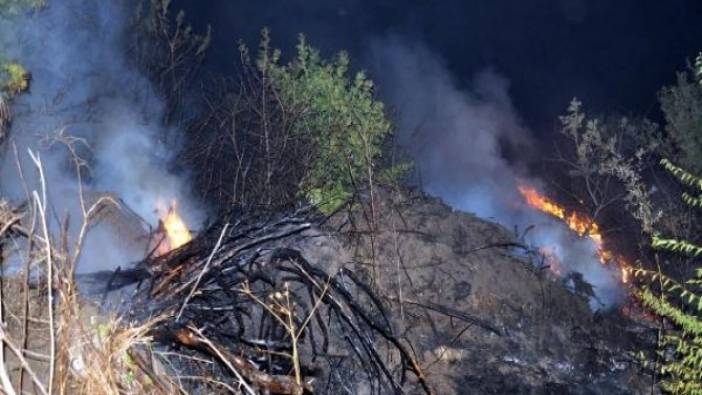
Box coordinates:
[0,1,203,272]
[367,37,623,309]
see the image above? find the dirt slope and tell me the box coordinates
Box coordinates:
[328,188,654,394]
[65,187,656,394]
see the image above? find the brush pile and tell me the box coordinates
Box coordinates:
[0,189,659,394]
[111,209,433,395]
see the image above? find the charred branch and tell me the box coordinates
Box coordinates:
[108,210,436,395]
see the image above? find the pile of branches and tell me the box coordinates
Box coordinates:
[109,209,433,395]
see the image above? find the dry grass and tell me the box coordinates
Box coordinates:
[0,140,341,394]
[0,146,178,395]
[240,275,331,388]
[67,315,178,395]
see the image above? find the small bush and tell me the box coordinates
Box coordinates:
[0,61,29,95]
[187,30,400,213]
[262,33,392,212]
[659,56,702,174]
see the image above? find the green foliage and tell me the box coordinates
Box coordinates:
[0,61,29,96]
[0,0,38,139]
[378,161,414,186]
[0,0,37,99]
[659,69,702,174]
[559,98,662,233]
[260,32,393,212]
[637,159,702,394]
[0,61,30,139]
[661,158,702,210]
[0,55,31,141]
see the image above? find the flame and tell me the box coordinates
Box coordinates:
[517,184,630,284]
[156,200,192,255]
[518,185,601,241]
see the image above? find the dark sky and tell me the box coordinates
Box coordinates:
[177,0,702,133]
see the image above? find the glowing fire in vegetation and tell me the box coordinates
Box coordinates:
[517,185,630,284]
[156,200,192,255]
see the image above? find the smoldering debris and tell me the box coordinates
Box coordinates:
[366,37,623,308]
[0,0,203,274]
[99,208,434,395]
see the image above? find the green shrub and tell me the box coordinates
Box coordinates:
[659,55,702,174]
[261,33,392,212]
[0,0,39,139]
[636,159,702,395]
[187,31,405,213]
[0,61,29,95]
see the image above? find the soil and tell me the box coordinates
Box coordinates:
[1,187,659,394]
[326,188,657,394]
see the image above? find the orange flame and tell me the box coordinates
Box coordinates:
[517,184,630,284]
[156,200,192,255]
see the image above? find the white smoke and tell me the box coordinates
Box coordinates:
[367,37,623,309]
[0,1,203,272]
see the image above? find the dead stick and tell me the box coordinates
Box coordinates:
[172,327,309,395]
[0,327,48,395]
[176,223,229,321]
[0,216,20,239]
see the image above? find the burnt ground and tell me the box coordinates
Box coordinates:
[326,188,657,394]
[62,186,659,394]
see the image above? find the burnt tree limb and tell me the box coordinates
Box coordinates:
[112,210,436,395]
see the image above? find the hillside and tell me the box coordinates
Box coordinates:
[0,187,659,394]
[0,2,686,392]
[323,188,654,394]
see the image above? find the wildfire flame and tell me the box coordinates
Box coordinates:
[517,185,630,284]
[156,200,192,255]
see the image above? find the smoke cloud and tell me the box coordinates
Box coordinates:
[0,1,624,306]
[0,1,203,272]
[367,37,623,309]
